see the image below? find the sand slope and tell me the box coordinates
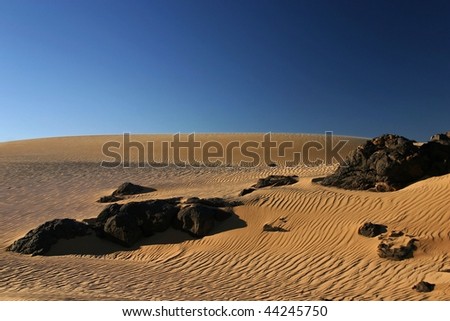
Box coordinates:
[0,134,449,300]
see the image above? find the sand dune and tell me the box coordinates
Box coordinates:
[0,134,449,300]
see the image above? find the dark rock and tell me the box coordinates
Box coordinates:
[413,281,435,293]
[321,133,450,191]
[97,182,156,203]
[389,230,404,237]
[239,188,256,196]
[97,195,123,203]
[112,182,156,196]
[254,175,298,188]
[377,239,417,260]
[430,132,450,145]
[358,222,387,237]
[176,204,232,237]
[262,224,288,232]
[101,199,180,246]
[185,197,242,207]
[7,219,91,255]
[239,175,298,196]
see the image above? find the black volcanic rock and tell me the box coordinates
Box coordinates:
[112,182,155,196]
[101,199,180,246]
[254,175,298,188]
[97,182,156,203]
[7,219,91,255]
[413,281,435,293]
[239,175,298,196]
[321,133,450,191]
[377,238,417,261]
[176,204,232,237]
[239,188,256,196]
[358,222,387,237]
[98,195,123,203]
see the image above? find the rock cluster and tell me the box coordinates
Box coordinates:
[9,190,241,254]
[321,132,450,191]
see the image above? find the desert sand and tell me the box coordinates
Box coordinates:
[0,134,449,300]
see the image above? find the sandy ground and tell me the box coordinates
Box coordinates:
[0,134,449,300]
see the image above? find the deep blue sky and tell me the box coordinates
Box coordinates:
[0,0,449,142]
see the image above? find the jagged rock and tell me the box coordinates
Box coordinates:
[239,188,256,196]
[262,223,288,232]
[358,222,387,237]
[7,219,91,255]
[413,281,435,292]
[254,175,298,188]
[377,238,417,260]
[430,131,450,145]
[321,133,450,191]
[101,199,180,246]
[176,204,232,237]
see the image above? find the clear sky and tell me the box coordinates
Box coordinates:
[0,0,449,142]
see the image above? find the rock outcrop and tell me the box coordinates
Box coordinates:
[321,133,450,191]
[7,219,91,255]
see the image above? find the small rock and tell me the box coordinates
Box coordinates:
[358,222,387,237]
[413,281,435,293]
[239,188,256,196]
[97,195,123,203]
[263,223,288,232]
[112,182,155,196]
[254,175,298,188]
[389,230,404,237]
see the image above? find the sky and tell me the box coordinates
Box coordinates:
[0,0,449,142]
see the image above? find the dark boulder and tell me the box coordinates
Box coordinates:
[321,133,450,191]
[358,222,387,237]
[254,175,298,188]
[413,281,435,293]
[377,239,417,260]
[112,182,156,196]
[97,195,123,203]
[176,204,232,237]
[7,219,91,255]
[101,199,180,246]
[239,188,256,196]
